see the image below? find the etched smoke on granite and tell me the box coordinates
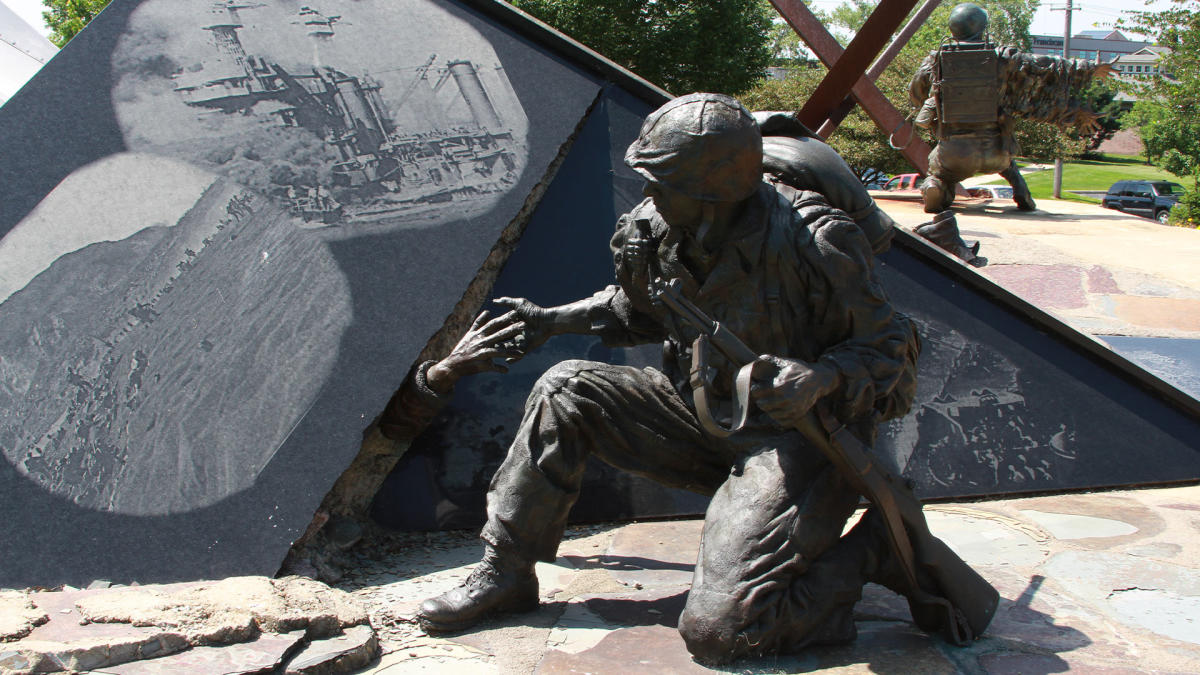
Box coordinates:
[113,0,529,230]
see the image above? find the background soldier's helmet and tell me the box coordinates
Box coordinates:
[624,93,763,203]
[948,3,989,41]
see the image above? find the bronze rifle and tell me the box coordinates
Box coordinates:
[649,276,998,645]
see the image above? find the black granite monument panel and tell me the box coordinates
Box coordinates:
[0,0,603,587]
[877,233,1200,498]
[373,88,712,531]
[372,92,1200,533]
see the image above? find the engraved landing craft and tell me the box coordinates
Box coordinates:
[172,1,521,224]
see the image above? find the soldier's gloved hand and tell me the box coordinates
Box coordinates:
[749,355,841,428]
[623,235,654,280]
[426,311,527,394]
[492,296,557,354]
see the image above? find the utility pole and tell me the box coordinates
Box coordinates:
[1051,0,1078,199]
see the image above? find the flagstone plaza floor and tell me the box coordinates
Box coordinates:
[344,485,1200,674]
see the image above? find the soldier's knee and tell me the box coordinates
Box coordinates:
[921,177,953,212]
[678,592,744,664]
[678,612,739,664]
[530,360,604,399]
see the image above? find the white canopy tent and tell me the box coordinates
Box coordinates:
[0,0,56,105]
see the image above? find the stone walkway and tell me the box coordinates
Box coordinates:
[1,577,379,674]
[335,485,1200,674]
[878,195,1200,339]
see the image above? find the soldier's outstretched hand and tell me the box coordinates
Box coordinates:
[749,355,840,428]
[492,296,560,353]
[426,311,527,394]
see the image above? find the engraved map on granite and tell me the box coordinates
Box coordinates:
[879,311,1077,493]
[0,155,350,515]
[877,242,1200,500]
[0,0,536,517]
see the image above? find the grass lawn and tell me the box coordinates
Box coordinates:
[984,153,1185,204]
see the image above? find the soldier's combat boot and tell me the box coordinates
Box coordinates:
[921,176,955,213]
[1001,163,1036,211]
[417,547,539,633]
[914,211,985,267]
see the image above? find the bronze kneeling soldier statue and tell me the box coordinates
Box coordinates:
[409,94,998,664]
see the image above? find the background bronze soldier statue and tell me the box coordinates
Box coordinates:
[414,93,997,663]
[909,3,1113,213]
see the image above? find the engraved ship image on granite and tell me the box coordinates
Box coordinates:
[170,1,524,225]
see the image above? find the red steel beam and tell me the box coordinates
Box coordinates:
[817,0,944,137]
[794,0,918,129]
[769,0,932,175]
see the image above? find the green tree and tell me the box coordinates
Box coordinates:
[43,0,112,47]
[510,0,774,94]
[738,66,913,179]
[1121,0,1200,225]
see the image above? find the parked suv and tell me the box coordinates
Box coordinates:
[1102,180,1184,224]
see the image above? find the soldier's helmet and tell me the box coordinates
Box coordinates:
[625,93,763,203]
[948,3,989,41]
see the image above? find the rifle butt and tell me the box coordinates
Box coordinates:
[910,531,999,643]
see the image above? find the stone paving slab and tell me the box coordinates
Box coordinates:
[876,197,1200,339]
[0,577,376,675]
[90,630,306,675]
[284,625,379,675]
[330,484,1200,674]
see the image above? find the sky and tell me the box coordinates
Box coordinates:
[3,0,48,37]
[4,0,1186,41]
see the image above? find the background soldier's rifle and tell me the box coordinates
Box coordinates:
[649,276,999,645]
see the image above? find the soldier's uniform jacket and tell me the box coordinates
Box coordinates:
[580,181,919,442]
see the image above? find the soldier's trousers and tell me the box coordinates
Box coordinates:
[925,132,1031,212]
[479,360,889,660]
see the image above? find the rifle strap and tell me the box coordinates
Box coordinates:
[689,335,757,438]
[763,192,790,358]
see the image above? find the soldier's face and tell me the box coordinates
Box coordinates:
[642,181,704,229]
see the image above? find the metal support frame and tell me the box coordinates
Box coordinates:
[817,0,943,138]
[769,0,933,175]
